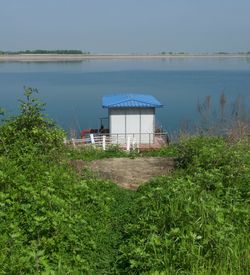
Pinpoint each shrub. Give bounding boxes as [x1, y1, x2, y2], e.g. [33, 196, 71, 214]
[117, 136, 250, 274]
[0, 87, 64, 162]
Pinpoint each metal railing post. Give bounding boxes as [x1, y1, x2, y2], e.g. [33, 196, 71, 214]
[102, 135, 106, 151]
[126, 136, 130, 152]
[90, 134, 95, 144]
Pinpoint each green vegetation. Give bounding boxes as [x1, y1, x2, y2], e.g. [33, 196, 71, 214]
[66, 144, 178, 161]
[119, 136, 250, 274]
[1, 49, 89, 55]
[67, 145, 130, 161]
[0, 89, 249, 273]
[217, 52, 229, 55]
[0, 88, 132, 273]
[159, 52, 187, 56]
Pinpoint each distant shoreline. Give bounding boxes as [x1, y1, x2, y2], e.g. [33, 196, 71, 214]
[0, 53, 249, 62]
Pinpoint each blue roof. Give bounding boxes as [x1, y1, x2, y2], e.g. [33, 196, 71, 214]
[102, 94, 163, 108]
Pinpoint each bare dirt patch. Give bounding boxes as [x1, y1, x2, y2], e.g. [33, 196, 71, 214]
[70, 157, 176, 190]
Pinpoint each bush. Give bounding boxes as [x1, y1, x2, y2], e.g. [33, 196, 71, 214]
[0, 87, 64, 162]
[0, 90, 135, 272]
[117, 136, 250, 274]
[0, 155, 135, 273]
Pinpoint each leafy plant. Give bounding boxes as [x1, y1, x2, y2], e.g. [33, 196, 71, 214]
[117, 136, 250, 274]
[0, 87, 64, 162]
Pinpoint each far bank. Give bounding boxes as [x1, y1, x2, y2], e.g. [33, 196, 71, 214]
[0, 53, 250, 62]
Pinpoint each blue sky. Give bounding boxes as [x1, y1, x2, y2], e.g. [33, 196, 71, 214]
[1, 0, 250, 53]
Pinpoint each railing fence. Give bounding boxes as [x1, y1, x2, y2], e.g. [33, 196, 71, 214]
[65, 132, 168, 151]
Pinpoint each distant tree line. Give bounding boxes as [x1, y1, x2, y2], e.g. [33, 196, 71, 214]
[160, 52, 187, 55]
[0, 49, 90, 55]
[216, 51, 250, 55]
[238, 51, 250, 55]
[159, 51, 250, 55]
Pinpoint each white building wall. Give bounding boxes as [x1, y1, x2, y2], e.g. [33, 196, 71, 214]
[109, 109, 125, 134]
[109, 108, 155, 144]
[126, 109, 140, 133]
[140, 108, 155, 144]
[140, 108, 154, 133]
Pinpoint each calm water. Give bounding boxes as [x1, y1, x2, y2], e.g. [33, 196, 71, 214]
[0, 58, 250, 133]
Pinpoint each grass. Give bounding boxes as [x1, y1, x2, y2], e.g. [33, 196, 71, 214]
[65, 144, 178, 161]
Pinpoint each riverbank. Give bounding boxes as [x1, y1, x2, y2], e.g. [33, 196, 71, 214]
[0, 53, 249, 62]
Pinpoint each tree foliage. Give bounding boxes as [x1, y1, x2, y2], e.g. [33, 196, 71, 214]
[2, 49, 88, 55]
[0, 87, 64, 160]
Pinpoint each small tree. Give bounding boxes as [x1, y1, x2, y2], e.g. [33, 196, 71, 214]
[16, 87, 46, 130]
[0, 87, 65, 158]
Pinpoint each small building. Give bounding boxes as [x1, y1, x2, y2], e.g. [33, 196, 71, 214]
[102, 93, 163, 144]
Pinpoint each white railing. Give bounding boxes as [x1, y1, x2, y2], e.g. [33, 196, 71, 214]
[65, 132, 169, 151]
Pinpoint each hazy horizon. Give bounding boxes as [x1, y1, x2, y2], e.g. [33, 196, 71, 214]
[1, 0, 250, 54]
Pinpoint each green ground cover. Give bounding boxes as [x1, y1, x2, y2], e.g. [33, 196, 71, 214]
[0, 89, 249, 274]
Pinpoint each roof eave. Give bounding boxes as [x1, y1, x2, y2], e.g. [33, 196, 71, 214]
[102, 104, 164, 108]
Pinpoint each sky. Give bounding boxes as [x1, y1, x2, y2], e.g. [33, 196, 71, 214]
[1, 0, 250, 53]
